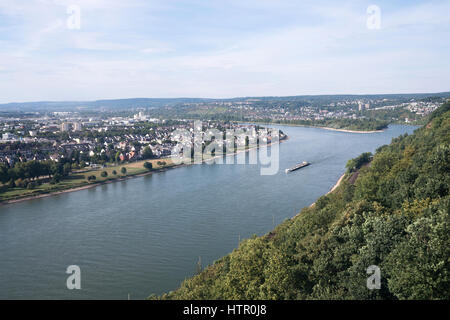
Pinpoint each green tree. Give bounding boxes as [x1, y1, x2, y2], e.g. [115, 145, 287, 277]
[142, 146, 153, 159]
[144, 162, 153, 171]
[384, 202, 449, 299]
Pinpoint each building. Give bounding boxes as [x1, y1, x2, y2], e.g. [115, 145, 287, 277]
[73, 122, 83, 131]
[61, 123, 70, 132]
[2, 133, 17, 141]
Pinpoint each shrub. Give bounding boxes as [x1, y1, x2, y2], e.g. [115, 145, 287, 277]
[27, 182, 36, 190]
[144, 162, 153, 170]
[16, 178, 27, 188]
[8, 179, 15, 188]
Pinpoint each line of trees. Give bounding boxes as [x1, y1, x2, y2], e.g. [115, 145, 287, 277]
[0, 160, 72, 188]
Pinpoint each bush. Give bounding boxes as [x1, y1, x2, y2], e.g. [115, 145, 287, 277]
[8, 179, 15, 188]
[144, 162, 153, 170]
[51, 173, 62, 184]
[346, 152, 372, 173]
[27, 182, 37, 190]
[16, 178, 27, 188]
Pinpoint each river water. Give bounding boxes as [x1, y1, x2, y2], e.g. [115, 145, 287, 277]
[0, 124, 417, 299]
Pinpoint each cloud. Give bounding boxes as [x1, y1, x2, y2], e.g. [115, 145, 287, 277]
[69, 32, 133, 51]
[0, 0, 449, 102]
[140, 47, 174, 54]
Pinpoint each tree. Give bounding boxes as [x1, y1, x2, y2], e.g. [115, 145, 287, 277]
[63, 163, 72, 177]
[50, 173, 62, 184]
[0, 163, 9, 184]
[142, 146, 153, 159]
[8, 179, 15, 188]
[384, 204, 450, 299]
[346, 152, 372, 173]
[144, 162, 153, 171]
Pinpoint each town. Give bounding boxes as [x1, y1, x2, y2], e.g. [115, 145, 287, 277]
[0, 109, 285, 203]
[1, 94, 445, 168]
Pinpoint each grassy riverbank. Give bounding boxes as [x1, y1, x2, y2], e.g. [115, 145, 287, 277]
[0, 158, 176, 204]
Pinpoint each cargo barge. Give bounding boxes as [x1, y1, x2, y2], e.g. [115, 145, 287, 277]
[285, 161, 310, 173]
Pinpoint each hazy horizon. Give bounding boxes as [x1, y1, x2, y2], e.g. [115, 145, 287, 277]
[1, 91, 450, 106]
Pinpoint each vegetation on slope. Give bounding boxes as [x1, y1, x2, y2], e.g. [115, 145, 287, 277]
[261, 118, 389, 131]
[153, 102, 450, 300]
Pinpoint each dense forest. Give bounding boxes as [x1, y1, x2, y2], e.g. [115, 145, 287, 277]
[153, 102, 449, 300]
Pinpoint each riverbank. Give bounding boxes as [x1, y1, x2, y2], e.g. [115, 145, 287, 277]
[0, 136, 287, 206]
[319, 127, 384, 133]
[242, 121, 385, 133]
[306, 173, 346, 210]
[0, 163, 188, 206]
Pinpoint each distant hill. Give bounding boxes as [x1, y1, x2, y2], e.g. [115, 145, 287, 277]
[154, 101, 450, 300]
[0, 98, 213, 112]
[1, 92, 449, 112]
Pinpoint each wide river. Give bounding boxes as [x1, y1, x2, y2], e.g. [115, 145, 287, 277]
[0, 124, 418, 299]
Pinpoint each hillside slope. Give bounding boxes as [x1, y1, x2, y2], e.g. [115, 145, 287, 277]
[154, 102, 450, 300]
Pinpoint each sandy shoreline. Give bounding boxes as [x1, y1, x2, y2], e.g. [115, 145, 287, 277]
[296, 172, 345, 209]
[319, 127, 384, 134]
[290, 173, 345, 220]
[244, 121, 384, 133]
[326, 173, 346, 194]
[308, 173, 345, 208]
[1, 137, 287, 206]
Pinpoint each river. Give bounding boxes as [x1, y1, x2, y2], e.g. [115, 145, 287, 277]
[0, 124, 418, 299]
